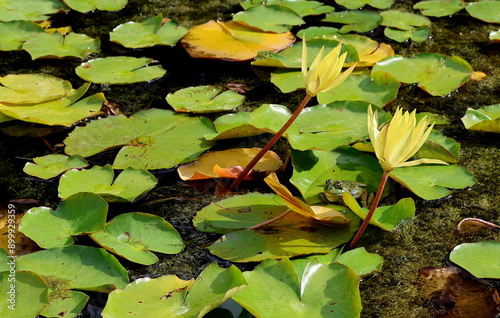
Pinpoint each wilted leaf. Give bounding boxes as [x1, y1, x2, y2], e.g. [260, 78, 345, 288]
[22, 31, 100, 59]
[414, 0, 465, 17]
[90, 212, 184, 265]
[58, 165, 158, 202]
[372, 53, 472, 96]
[322, 10, 382, 33]
[23, 154, 88, 179]
[461, 104, 500, 133]
[63, 0, 128, 13]
[166, 85, 245, 113]
[64, 109, 215, 170]
[110, 14, 188, 48]
[177, 148, 282, 180]
[181, 20, 294, 61]
[0, 21, 44, 51]
[76, 56, 166, 84]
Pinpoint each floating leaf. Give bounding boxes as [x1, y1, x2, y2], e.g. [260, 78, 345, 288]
[91, 212, 184, 265]
[64, 109, 215, 169]
[249, 102, 391, 151]
[204, 112, 265, 140]
[389, 164, 477, 200]
[0, 74, 73, 104]
[76, 56, 166, 84]
[334, 0, 394, 9]
[166, 85, 245, 113]
[335, 247, 384, 277]
[102, 263, 246, 318]
[23, 154, 88, 179]
[290, 146, 385, 204]
[466, 1, 500, 23]
[241, 0, 335, 17]
[110, 14, 188, 48]
[0, 271, 49, 317]
[0, 21, 44, 51]
[450, 241, 500, 279]
[63, 0, 128, 13]
[317, 71, 399, 107]
[181, 20, 294, 61]
[232, 258, 362, 317]
[380, 10, 431, 31]
[194, 192, 360, 262]
[461, 104, 500, 133]
[23, 31, 100, 59]
[19, 192, 108, 249]
[296, 26, 341, 39]
[414, 0, 465, 17]
[372, 53, 472, 96]
[0, 0, 68, 22]
[17, 245, 129, 292]
[415, 131, 461, 163]
[334, 34, 395, 67]
[384, 25, 431, 42]
[178, 148, 282, 180]
[58, 165, 158, 202]
[232, 5, 304, 33]
[322, 10, 382, 33]
[344, 192, 415, 231]
[39, 290, 89, 318]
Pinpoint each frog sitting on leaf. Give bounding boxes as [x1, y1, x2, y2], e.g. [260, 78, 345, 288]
[321, 179, 371, 207]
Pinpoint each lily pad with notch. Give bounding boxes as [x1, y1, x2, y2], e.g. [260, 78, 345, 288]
[63, 0, 128, 13]
[64, 108, 215, 170]
[0, 0, 68, 21]
[241, 0, 334, 17]
[334, 0, 394, 9]
[75, 56, 166, 84]
[203, 112, 265, 140]
[58, 165, 158, 202]
[384, 25, 430, 42]
[414, 0, 465, 17]
[232, 4, 304, 33]
[0, 21, 44, 51]
[23, 154, 88, 179]
[449, 241, 500, 279]
[22, 31, 100, 59]
[466, 1, 500, 23]
[90, 212, 185, 265]
[322, 10, 382, 33]
[166, 85, 245, 113]
[380, 10, 431, 31]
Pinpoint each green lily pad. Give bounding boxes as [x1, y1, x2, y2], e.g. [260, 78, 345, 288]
[75, 56, 166, 84]
[194, 192, 360, 262]
[0, 21, 44, 51]
[110, 14, 188, 48]
[317, 71, 400, 107]
[461, 104, 500, 133]
[64, 108, 215, 169]
[384, 25, 431, 42]
[23, 154, 88, 179]
[166, 85, 245, 113]
[204, 112, 265, 140]
[372, 53, 472, 96]
[17, 245, 129, 292]
[296, 26, 341, 40]
[335, 247, 384, 277]
[0, 82, 106, 126]
[39, 290, 89, 318]
[241, 0, 334, 17]
[0, 0, 68, 22]
[90, 212, 184, 265]
[466, 1, 500, 23]
[380, 10, 431, 31]
[449, 241, 500, 279]
[269, 69, 304, 93]
[334, 0, 394, 9]
[249, 102, 391, 151]
[344, 194, 416, 231]
[63, 0, 128, 13]
[414, 0, 465, 17]
[389, 164, 477, 200]
[23, 31, 100, 59]
[0, 74, 73, 104]
[0, 271, 49, 317]
[290, 146, 385, 204]
[19, 192, 108, 249]
[322, 10, 382, 33]
[415, 131, 461, 164]
[58, 165, 158, 202]
[233, 5, 304, 33]
[102, 263, 246, 318]
[232, 258, 362, 317]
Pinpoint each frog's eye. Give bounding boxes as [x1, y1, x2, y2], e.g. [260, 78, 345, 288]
[334, 181, 343, 189]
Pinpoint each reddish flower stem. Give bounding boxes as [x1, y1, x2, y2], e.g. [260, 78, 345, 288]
[224, 94, 312, 193]
[348, 170, 390, 250]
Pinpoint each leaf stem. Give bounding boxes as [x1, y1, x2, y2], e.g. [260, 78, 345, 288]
[348, 170, 390, 250]
[224, 94, 312, 193]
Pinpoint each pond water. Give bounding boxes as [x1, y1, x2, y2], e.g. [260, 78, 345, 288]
[0, 0, 499, 317]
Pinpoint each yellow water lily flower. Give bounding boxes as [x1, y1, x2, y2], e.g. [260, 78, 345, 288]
[301, 40, 357, 97]
[367, 106, 449, 172]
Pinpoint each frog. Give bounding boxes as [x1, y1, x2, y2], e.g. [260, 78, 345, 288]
[321, 179, 369, 207]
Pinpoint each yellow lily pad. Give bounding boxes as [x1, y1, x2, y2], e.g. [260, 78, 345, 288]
[177, 148, 282, 180]
[181, 20, 294, 61]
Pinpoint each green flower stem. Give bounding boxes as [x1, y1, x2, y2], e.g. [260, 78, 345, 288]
[247, 209, 291, 230]
[224, 94, 312, 192]
[348, 170, 390, 250]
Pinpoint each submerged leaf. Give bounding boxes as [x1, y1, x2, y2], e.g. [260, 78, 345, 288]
[181, 20, 294, 61]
